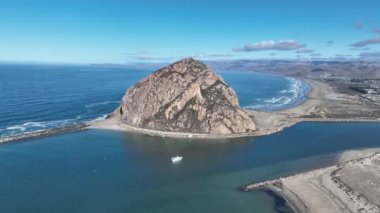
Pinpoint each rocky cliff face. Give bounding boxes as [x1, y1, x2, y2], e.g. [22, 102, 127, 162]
[113, 58, 256, 135]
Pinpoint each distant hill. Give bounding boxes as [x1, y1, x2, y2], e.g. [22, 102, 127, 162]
[91, 59, 380, 79]
[206, 60, 380, 79]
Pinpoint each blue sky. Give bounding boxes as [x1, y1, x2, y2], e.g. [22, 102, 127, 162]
[0, 0, 380, 64]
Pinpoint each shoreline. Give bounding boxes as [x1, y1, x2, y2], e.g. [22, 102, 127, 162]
[239, 148, 380, 213]
[1, 78, 380, 143]
[2, 118, 378, 144]
[87, 78, 380, 139]
[243, 75, 311, 112]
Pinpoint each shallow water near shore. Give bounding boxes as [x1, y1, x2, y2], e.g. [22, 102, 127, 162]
[0, 122, 380, 212]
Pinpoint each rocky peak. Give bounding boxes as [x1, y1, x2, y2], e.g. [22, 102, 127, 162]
[113, 58, 256, 135]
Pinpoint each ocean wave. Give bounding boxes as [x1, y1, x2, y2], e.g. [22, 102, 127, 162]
[2, 117, 82, 137]
[6, 122, 45, 131]
[91, 114, 108, 122]
[0, 113, 111, 138]
[263, 97, 291, 104]
[284, 77, 305, 95]
[245, 97, 292, 110]
[245, 77, 309, 111]
[85, 101, 120, 108]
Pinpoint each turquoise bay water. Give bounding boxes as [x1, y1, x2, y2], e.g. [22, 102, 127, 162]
[0, 122, 380, 212]
[0, 64, 308, 137]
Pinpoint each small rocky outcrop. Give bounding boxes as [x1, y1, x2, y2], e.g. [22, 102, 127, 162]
[112, 58, 256, 135]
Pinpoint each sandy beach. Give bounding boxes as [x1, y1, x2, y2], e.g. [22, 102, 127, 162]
[241, 148, 380, 213]
[88, 78, 380, 139]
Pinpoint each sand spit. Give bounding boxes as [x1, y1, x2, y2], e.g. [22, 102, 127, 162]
[240, 149, 380, 213]
[89, 79, 380, 139]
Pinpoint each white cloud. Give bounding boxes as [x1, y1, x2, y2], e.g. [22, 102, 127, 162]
[296, 48, 314, 53]
[360, 51, 380, 58]
[351, 37, 380, 47]
[233, 40, 305, 52]
[125, 52, 175, 61]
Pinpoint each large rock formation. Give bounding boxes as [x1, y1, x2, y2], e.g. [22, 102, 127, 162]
[113, 58, 256, 135]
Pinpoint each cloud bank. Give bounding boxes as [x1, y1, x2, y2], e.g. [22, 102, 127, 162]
[310, 53, 322, 57]
[234, 40, 305, 52]
[193, 53, 233, 58]
[360, 51, 380, 58]
[350, 37, 380, 47]
[125, 52, 175, 61]
[296, 48, 314, 53]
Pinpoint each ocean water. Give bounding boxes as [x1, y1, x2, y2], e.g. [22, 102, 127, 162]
[0, 122, 379, 212]
[219, 71, 309, 111]
[0, 64, 150, 137]
[1, 64, 379, 212]
[0, 64, 309, 138]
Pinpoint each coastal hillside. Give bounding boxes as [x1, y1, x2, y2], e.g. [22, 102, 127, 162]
[112, 58, 256, 134]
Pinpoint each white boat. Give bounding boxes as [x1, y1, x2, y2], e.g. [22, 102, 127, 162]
[171, 156, 183, 164]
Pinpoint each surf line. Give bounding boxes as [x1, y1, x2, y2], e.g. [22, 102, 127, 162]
[0, 123, 89, 144]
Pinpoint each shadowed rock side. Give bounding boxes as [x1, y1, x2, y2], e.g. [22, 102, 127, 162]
[112, 58, 256, 134]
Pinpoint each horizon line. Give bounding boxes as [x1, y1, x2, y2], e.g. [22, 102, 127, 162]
[0, 57, 379, 66]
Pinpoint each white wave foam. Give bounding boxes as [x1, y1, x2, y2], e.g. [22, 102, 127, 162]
[92, 114, 108, 122]
[263, 97, 289, 104]
[6, 122, 46, 131]
[285, 77, 304, 96]
[85, 101, 120, 108]
[6, 120, 73, 129]
[3, 118, 80, 137]
[1, 112, 112, 138]
[245, 77, 309, 111]
[245, 97, 291, 110]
